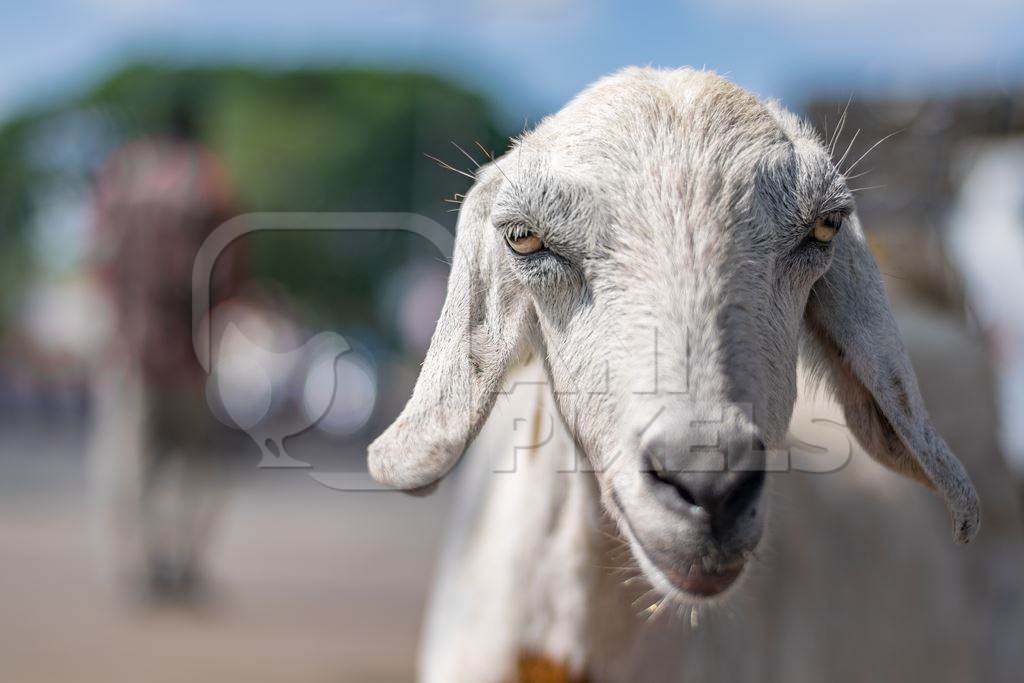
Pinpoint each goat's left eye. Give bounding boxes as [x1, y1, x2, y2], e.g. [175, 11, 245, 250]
[506, 230, 545, 255]
[811, 216, 841, 243]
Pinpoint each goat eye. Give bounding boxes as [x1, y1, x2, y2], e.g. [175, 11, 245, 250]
[811, 216, 840, 243]
[506, 230, 545, 255]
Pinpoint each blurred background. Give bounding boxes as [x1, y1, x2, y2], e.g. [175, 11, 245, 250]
[2, 1, 1024, 681]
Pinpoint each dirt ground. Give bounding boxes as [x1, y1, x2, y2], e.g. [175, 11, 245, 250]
[0, 424, 452, 683]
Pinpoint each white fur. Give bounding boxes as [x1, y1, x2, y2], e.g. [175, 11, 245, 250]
[369, 67, 989, 681]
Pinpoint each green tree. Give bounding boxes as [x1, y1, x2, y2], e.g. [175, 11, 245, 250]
[0, 64, 510, 337]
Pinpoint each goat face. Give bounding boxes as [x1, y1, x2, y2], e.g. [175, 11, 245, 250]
[369, 68, 980, 603]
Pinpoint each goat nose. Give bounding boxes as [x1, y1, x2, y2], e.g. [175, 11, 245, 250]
[644, 438, 767, 525]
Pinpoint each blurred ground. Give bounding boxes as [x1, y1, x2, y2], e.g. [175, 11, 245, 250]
[2, 305, 1021, 682]
[0, 425, 452, 683]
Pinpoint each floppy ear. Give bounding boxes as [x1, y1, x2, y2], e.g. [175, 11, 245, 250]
[803, 215, 980, 543]
[368, 164, 532, 491]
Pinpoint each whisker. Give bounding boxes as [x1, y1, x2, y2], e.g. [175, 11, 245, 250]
[518, 134, 524, 178]
[646, 595, 670, 623]
[475, 140, 520, 192]
[450, 141, 481, 169]
[843, 130, 901, 177]
[423, 152, 476, 181]
[828, 113, 843, 158]
[829, 106, 845, 155]
[842, 168, 872, 182]
[631, 588, 659, 610]
[474, 140, 494, 160]
[828, 94, 853, 157]
[835, 128, 861, 170]
[596, 527, 629, 545]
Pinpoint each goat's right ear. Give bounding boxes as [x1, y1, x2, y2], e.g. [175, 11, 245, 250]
[368, 165, 532, 492]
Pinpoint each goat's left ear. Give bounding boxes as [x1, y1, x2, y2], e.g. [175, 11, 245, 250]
[368, 163, 532, 492]
[802, 215, 980, 543]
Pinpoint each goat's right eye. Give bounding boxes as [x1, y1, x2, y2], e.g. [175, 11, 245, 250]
[506, 230, 545, 255]
[811, 214, 842, 244]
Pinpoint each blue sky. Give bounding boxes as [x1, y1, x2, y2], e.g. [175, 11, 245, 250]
[4, 0, 1024, 124]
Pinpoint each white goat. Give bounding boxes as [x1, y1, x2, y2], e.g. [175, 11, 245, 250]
[369, 68, 988, 682]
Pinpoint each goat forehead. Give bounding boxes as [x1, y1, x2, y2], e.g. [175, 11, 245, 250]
[509, 70, 823, 232]
[501, 68, 845, 278]
[528, 68, 792, 174]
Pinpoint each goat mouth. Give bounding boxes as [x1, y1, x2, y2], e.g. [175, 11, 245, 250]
[662, 561, 744, 597]
[609, 491, 748, 600]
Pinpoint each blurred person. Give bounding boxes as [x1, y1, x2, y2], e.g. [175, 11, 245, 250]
[947, 140, 1024, 482]
[87, 101, 239, 602]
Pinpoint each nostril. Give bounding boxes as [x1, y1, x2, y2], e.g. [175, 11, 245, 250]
[724, 468, 765, 515]
[643, 453, 698, 507]
[642, 443, 766, 516]
[656, 470, 698, 506]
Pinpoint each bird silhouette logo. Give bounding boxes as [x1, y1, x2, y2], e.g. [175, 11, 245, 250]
[207, 322, 351, 468]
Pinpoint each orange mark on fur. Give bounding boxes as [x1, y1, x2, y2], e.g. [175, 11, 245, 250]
[513, 652, 588, 683]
